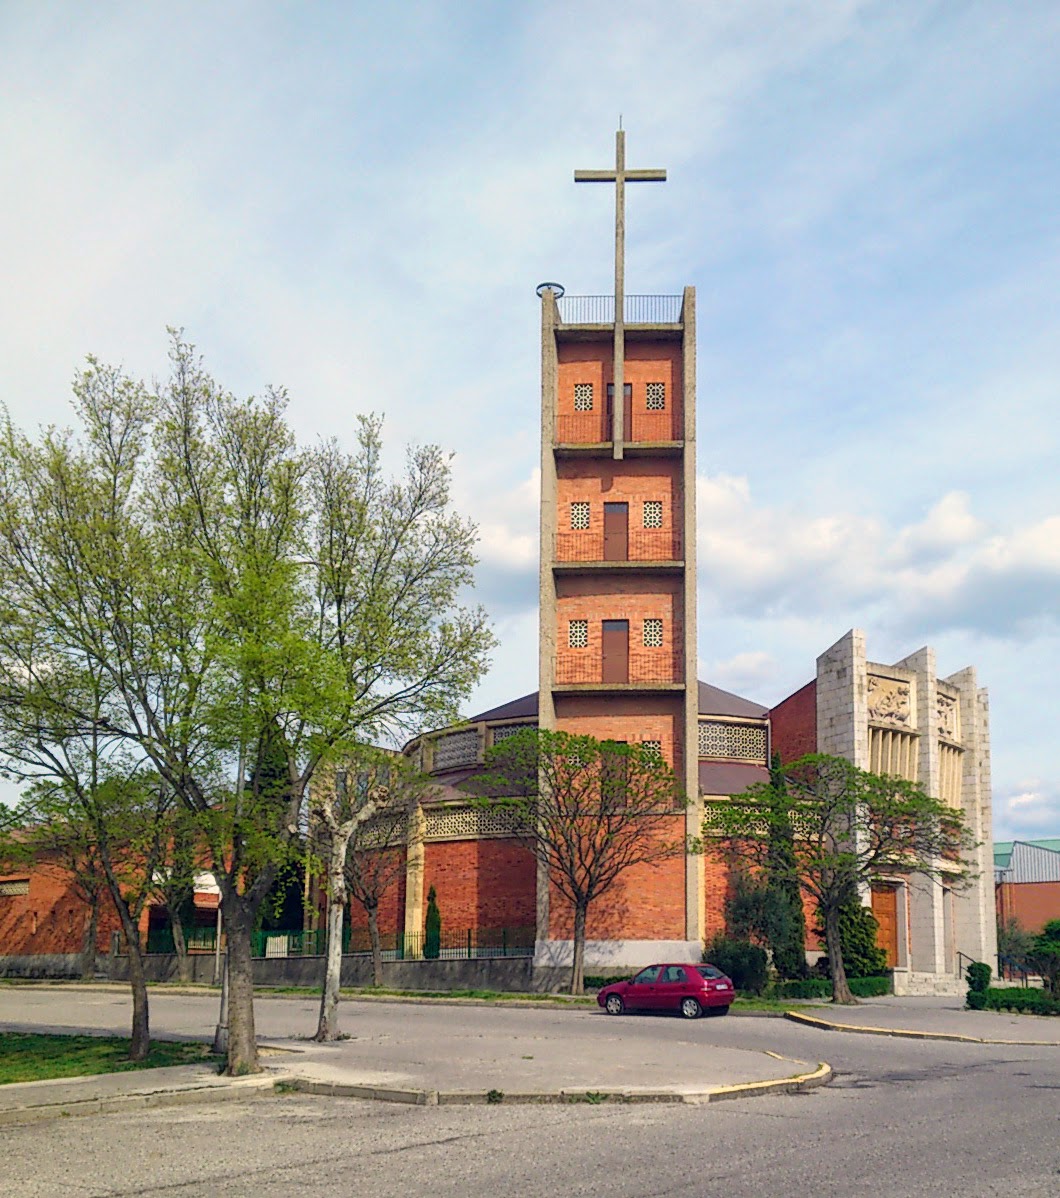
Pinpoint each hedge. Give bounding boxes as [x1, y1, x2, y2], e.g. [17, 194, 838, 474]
[967, 987, 1060, 1015]
[772, 975, 892, 1000]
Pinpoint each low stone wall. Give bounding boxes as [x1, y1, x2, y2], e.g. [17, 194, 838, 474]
[102, 952, 543, 991]
[0, 954, 89, 979]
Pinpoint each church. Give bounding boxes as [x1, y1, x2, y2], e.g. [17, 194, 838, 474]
[370, 132, 997, 996]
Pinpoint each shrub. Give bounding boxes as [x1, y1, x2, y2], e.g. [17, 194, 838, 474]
[424, 886, 441, 959]
[966, 961, 991, 994]
[772, 978, 832, 1000]
[583, 975, 629, 991]
[977, 987, 1060, 1016]
[815, 900, 889, 978]
[849, 975, 892, 998]
[966, 990, 987, 1010]
[705, 936, 768, 995]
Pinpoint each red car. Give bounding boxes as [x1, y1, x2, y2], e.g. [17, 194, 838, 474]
[596, 963, 734, 1019]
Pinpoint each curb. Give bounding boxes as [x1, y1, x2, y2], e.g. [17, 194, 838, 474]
[0, 1072, 279, 1128]
[279, 1061, 833, 1106]
[783, 1009, 1060, 1047]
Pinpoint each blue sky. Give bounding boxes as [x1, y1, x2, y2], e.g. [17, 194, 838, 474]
[1, 1, 1057, 840]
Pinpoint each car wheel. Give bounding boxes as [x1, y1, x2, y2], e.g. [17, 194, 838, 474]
[605, 994, 625, 1016]
[680, 997, 702, 1019]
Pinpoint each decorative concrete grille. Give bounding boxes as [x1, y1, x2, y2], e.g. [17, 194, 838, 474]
[433, 729, 480, 771]
[569, 619, 588, 648]
[491, 723, 536, 745]
[643, 618, 664, 648]
[573, 383, 594, 411]
[643, 500, 663, 529]
[0, 879, 29, 897]
[359, 814, 407, 849]
[646, 382, 666, 410]
[868, 727, 919, 782]
[570, 501, 590, 530]
[698, 721, 767, 761]
[425, 805, 528, 841]
[641, 740, 662, 760]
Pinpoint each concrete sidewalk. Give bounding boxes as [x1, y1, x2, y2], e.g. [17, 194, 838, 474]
[786, 994, 1060, 1044]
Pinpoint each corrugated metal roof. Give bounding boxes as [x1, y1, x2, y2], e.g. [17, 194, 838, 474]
[995, 840, 1060, 884]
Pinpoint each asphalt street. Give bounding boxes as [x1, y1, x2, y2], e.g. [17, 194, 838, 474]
[1, 990, 1058, 1197]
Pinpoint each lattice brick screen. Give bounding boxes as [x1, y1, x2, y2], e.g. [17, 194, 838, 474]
[643, 618, 664, 648]
[433, 729, 480, 770]
[573, 383, 594, 411]
[645, 382, 666, 410]
[570, 501, 590, 530]
[643, 500, 663, 529]
[569, 619, 588, 648]
[698, 721, 767, 760]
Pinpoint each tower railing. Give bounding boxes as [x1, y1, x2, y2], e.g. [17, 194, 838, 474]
[555, 410, 681, 445]
[555, 528, 682, 563]
[556, 295, 683, 324]
[555, 650, 684, 686]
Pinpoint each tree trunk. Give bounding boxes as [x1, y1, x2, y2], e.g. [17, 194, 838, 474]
[367, 903, 383, 988]
[314, 860, 346, 1041]
[825, 904, 856, 1005]
[125, 937, 151, 1061]
[222, 901, 261, 1075]
[80, 897, 100, 981]
[570, 903, 588, 996]
[170, 905, 191, 983]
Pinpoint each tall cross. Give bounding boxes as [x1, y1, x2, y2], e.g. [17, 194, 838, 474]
[575, 131, 666, 456]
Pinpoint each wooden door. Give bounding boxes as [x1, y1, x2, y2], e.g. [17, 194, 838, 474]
[871, 886, 899, 969]
[603, 502, 629, 561]
[601, 619, 629, 683]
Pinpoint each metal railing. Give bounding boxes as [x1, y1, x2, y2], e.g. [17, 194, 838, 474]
[556, 295, 683, 324]
[555, 528, 682, 564]
[252, 925, 535, 961]
[146, 925, 218, 954]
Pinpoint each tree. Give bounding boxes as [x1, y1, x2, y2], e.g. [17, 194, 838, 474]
[346, 769, 427, 987]
[1030, 920, 1060, 998]
[704, 754, 975, 1004]
[0, 335, 493, 1073]
[424, 885, 441, 959]
[149, 802, 202, 983]
[310, 750, 433, 1039]
[470, 729, 687, 995]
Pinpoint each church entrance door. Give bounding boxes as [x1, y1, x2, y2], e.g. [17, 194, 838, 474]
[603, 502, 629, 561]
[871, 885, 899, 968]
[601, 619, 629, 683]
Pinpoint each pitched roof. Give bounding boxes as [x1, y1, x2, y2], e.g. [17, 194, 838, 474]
[699, 761, 770, 796]
[468, 692, 539, 723]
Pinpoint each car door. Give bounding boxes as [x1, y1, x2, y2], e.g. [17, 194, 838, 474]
[655, 965, 691, 1011]
[625, 965, 662, 1010]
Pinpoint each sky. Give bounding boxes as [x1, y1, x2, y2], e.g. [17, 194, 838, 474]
[0, 1, 1057, 841]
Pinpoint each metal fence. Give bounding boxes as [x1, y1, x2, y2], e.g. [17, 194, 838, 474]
[556, 295, 683, 324]
[146, 925, 218, 954]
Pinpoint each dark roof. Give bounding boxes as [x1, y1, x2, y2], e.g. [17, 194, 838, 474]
[467, 682, 765, 726]
[699, 761, 770, 797]
[468, 691, 539, 723]
[696, 682, 768, 719]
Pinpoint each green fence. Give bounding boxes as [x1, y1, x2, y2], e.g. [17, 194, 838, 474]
[146, 925, 218, 954]
[251, 925, 535, 961]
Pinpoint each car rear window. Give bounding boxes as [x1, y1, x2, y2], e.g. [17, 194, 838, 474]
[695, 965, 725, 980]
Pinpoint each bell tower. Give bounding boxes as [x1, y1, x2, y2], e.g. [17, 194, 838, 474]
[536, 131, 701, 965]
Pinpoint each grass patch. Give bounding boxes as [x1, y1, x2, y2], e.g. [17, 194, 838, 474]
[731, 995, 823, 1013]
[0, 1033, 211, 1086]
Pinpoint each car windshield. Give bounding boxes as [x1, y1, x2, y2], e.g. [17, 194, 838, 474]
[696, 965, 725, 980]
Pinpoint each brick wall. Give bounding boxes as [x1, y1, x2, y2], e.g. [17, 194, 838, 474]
[996, 881, 1060, 935]
[556, 341, 683, 443]
[423, 838, 537, 931]
[0, 858, 126, 956]
[770, 679, 817, 762]
[346, 847, 407, 938]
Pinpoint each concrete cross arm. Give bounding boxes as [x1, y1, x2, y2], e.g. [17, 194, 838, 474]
[574, 169, 667, 182]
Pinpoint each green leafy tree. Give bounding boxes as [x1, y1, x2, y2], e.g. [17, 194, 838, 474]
[0, 335, 493, 1074]
[704, 754, 974, 1004]
[470, 729, 687, 995]
[997, 915, 1034, 965]
[1030, 920, 1060, 998]
[814, 898, 889, 978]
[310, 749, 433, 1039]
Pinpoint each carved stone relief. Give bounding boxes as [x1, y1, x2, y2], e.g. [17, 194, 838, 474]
[867, 675, 912, 727]
[937, 693, 960, 742]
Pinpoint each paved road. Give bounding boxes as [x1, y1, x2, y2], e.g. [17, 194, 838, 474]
[2, 989, 1059, 1197]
